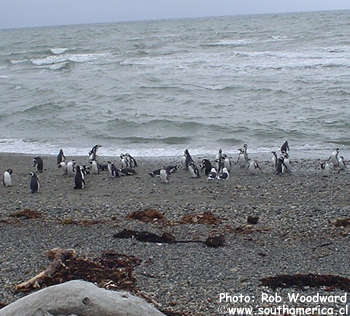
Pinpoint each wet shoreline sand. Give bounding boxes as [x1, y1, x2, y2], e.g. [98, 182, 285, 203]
[1, 152, 350, 315]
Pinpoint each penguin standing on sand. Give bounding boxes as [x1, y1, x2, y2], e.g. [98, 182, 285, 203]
[223, 154, 232, 172]
[216, 149, 224, 174]
[282, 153, 291, 173]
[33, 157, 43, 173]
[126, 153, 137, 168]
[275, 157, 286, 175]
[89, 145, 102, 161]
[183, 149, 194, 170]
[90, 160, 99, 175]
[67, 160, 76, 176]
[188, 162, 200, 178]
[3, 169, 13, 187]
[271, 151, 278, 169]
[330, 148, 340, 168]
[57, 149, 66, 166]
[237, 144, 249, 168]
[30, 172, 40, 193]
[200, 159, 212, 176]
[160, 168, 169, 183]
[74, 166, 85, 189]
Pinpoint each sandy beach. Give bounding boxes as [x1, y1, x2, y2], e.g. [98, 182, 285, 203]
[1, 152, 350, 315]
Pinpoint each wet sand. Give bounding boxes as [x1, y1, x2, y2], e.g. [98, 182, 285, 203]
[1, 152, 350, 315]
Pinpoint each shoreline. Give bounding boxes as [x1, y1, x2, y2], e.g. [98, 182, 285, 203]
[1, 153, 350, 315]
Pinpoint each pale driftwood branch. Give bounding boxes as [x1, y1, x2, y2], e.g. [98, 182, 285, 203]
[1, 280, 165, 316]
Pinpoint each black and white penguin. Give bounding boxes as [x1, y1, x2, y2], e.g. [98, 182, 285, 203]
[223, 154, 232, 172]
[280, 140, 290, 154]
[282, 153, 291, 174]
[275, 157, 286, 175]
[271, 151, 278, 170]
[207, 167, 217, 180]
[3, 169, 13, 187]
[89, 144, 102, 161]
[338, 156, 346, 171]
[216, 149, 224, 174]
[217, 167, 229, 180]
[74, 166, 85, 189]
[247, 160, 262, 175]
[188, 162, 200, 178]
[90, 160, 99, 175]
[200, 159, 212, 176]
[160, 168, 169, 183]
[57, 149, 66, 166]
[120, 154, 129, 169]
[330, 148, 340, 168]
[30, 172, 40, 193]
[67, 160, 76, 176]
[33, 156, 43, 173]
[125, 153, 137, 168]
[111, 163, 119, 177]
[237, 144, 249, 168]
[183, 149, 194, 170]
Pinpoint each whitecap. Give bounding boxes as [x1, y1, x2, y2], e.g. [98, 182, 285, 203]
[50, 48, 68, 55]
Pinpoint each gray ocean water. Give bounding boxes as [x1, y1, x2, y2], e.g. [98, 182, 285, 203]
[0, 10, 350, 159]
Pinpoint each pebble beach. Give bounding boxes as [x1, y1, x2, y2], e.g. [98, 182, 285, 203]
[1, 152, 350, 315]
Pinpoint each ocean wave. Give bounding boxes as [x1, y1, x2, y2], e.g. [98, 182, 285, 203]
[30, 52, 108, 66]
[50, 47, 68, 55]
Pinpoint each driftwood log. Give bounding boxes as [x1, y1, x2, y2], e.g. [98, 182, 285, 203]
[1, 280, 165, 316]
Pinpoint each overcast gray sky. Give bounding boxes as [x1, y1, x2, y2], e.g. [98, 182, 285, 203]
[1, 0, 350, 29]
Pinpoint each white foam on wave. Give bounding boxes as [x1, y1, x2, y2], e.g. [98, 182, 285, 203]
[31, 53, 108, 66]
[9, 59, 27, 65]
[50, 48, 68, 55]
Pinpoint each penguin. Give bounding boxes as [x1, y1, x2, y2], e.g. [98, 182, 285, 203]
[30, 172, 40, 193]
[207, 167, 217, 180]
[237, 147, 248, 168]
[247, 160, 262, 175]
[125, 153, 137, 168]
[320, 160, 331, 177]
[80, 165, 89, 179]
[183, 149, 194, 170]
[223, 154, 232, 172]
[338, 155, 346, 171]
[33, 156, 43, 173]
[217, 167, 230, 180]
[3, 169, 13, 187]
[74, 166, 85, 189]
[57, 149, 66, 166]
[188, 162, 200, 178]
[282, 153, 291, 174]
[280, 140, 290, 154]
[271, 151, 278, 170]
[67, 160, 76, 176]
[215, 149, 224, 174]
[200, 159, 212, 176]
[90, 160, 99, 175]
[329, 148, 340, 168]
[275, 157, 286, 175]
[160, 168, 169, 183]
[89, 144, 102, 161]
[111, 163, 119, 177]
[120, 154, 129, 169]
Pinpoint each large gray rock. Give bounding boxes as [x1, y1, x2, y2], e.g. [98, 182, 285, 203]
[0, 280, 165, 316]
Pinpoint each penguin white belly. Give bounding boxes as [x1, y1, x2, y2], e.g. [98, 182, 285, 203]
[160, 169, 168, 183]
[3, 172, 12, 186]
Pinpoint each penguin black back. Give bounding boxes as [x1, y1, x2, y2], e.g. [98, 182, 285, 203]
[74, 166, 85, 189]
[33, 156, 43, 173]
[30, 172, 39, 193]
